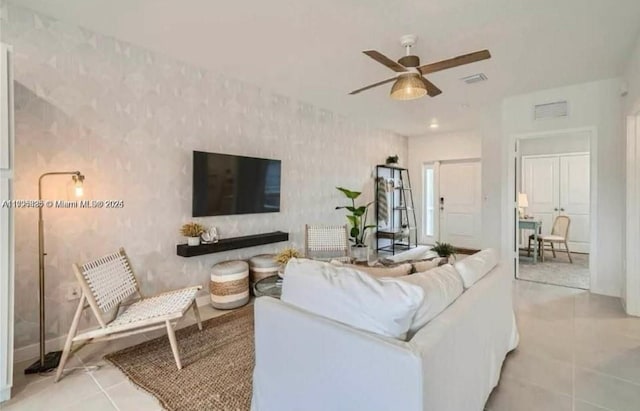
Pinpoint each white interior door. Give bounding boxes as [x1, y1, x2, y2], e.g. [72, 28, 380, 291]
[560, 154, 590, 253]
[439, 161, 481, 249]
[522, 156, 559, 239]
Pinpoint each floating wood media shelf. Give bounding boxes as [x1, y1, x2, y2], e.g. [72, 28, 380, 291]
[176, 231, 289, 257]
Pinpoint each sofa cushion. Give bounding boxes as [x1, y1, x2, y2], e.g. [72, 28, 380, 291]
[454, 249, 499, 289]
[396, 264, 464, 334]
[330, 261, 413, 278]
[282, 258, 424, 339]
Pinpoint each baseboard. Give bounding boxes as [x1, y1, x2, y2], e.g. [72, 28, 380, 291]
[0, 385, 11, 402]
[13, 296, 213, 364]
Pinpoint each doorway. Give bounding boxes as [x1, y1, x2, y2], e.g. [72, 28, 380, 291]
[515, 130, 592, 289]
[422, 159, 482, 250]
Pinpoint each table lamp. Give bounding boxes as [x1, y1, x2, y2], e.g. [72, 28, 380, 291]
[518, 192, 529, 218]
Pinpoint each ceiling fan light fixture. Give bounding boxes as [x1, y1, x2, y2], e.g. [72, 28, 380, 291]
[390, 73, 427, 100]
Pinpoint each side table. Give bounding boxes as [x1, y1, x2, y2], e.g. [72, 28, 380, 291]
[253, 275, 282, 298]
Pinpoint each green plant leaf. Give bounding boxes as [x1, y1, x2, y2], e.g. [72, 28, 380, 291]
[336, 187, 361, 199]
[352, 206, 367, 217]
[350, 226, 360, 239]
[346, 215, 358, 226]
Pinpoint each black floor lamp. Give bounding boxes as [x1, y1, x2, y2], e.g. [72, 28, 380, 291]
[25, 171, 85, 374]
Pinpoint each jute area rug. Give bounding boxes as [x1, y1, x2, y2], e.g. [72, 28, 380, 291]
[106, 305, 254, 411]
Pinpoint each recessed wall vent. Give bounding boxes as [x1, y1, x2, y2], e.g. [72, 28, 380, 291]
[461, 73, 488, 84]
[534, 100, 568, 120]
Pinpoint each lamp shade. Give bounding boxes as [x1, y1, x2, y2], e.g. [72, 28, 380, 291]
[390, 73, 427, 101]
[518, 192, 529, 208]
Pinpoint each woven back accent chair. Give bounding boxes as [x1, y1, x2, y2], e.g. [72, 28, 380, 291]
[55, 248, 202, 382]
[527, 215, 573, 263]
[304, 224, 351, 263]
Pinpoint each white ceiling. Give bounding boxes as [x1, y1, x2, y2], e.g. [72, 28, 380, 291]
[12, 0, 640, 136]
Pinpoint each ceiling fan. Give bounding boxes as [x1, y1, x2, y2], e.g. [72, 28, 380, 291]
[350, 35, 491, 101]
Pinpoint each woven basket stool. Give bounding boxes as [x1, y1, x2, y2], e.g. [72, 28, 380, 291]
[210, 260, 249, 309]
[248, 254, 279, 292]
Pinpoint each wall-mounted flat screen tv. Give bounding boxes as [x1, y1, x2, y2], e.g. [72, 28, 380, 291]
[192, 151, 281, 217]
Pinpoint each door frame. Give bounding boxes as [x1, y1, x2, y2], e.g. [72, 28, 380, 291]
[421, 158, 481, 245]
[626, 109, 640, 316]
[508, 127, 597, 288]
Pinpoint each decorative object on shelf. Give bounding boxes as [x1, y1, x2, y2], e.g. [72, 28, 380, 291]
[336, 187, 375, 262]
[401, 224, 410, 238]
[26, 170, 85, 375]
[517, 192, 529, 218]
[385, 155, 399, 165]
[431, 241, 457, 263]
[274, 247, 301, 276]
[180, 222, 206, 246]
[201, 226, 219, 244]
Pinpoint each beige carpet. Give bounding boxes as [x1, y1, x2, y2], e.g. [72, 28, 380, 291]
[106, 305, 254, 411]
[518, 250, 589, 289]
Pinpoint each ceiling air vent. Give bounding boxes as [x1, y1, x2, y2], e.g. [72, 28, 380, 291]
[461, 73, 488, 84]
[534, 101, 568, 120]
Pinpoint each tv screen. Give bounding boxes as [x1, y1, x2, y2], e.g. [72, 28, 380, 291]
[192, 151, 281, 217]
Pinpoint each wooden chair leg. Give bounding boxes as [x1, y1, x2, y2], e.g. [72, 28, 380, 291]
[192, 302, 203, 331]
[565, 241, 573, 263]
[527, 237, 532, 257]
[166, 320, 182, 370]
[540, 240, 545, 262]
[55, 295, 86, 382]
[550, 243, 556, 258]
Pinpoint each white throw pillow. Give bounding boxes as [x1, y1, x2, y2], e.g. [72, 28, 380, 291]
[330, 260, 413, 278]
[396, 264, 464, 334]
[383, 245, 438, 263]
[454, 248, 499, 289]
[281, 258, 424, 339]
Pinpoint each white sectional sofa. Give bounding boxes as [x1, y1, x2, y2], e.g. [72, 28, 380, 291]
[251, 250, 519, 411]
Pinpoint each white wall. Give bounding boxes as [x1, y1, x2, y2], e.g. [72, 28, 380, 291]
[623, 35, 640, 314]
[519, 131, 590, 156]
[502, 78, 625, 297]
[407, 131, 481, 244]
[2, 4, 407, 351]
[624, 36, 640, 114]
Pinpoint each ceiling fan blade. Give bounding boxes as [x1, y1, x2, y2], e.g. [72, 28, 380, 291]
[421, 77, 442, 97]
[363, 50, 408, 73]
[349, 77, 397, 95]
[418, 50, 491, 75]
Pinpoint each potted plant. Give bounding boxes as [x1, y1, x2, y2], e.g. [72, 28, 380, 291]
[180, 222, 206, 246]
[336, 187, 375, 262]
[431, 241, 457, 263]
[274, 247, 301, 276]
[385, 155, 399, 165]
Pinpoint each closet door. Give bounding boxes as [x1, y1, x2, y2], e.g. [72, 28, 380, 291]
[522, 156, 559, 236]
[560, 154, 590, 253]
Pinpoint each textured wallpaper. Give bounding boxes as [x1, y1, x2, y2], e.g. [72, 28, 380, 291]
[0, 2, 407, 348]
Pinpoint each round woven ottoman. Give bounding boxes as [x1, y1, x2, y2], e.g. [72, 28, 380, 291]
[248, 254, 279, 292]
[210, 260, 249, 309]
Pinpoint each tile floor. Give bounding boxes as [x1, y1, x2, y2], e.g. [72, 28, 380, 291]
[1, 304, 229, 411]
[2, 281, 640, 411]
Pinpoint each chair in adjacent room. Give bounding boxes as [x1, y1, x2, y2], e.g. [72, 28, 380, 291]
[55, 248, 202, 382]
[528, 215, 573, 263]
[304, 224, 351, 263]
